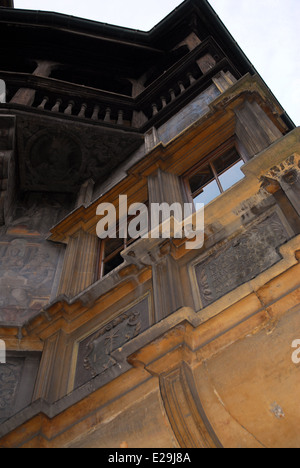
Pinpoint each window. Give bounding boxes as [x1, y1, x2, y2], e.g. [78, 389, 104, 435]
[98, 235, 136, 279]
[97, 206, 149, 279]
[186, 147, 245, 207]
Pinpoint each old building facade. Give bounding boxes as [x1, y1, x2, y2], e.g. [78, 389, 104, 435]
[0, 0, 299, 448]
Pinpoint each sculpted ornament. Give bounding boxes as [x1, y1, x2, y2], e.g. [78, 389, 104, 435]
[195, 212, 289, 307]
[24, 129, 83, 190]
[84, 310, 142, 377]
[0, 239, 56, 309]
[0, 363, 21, 411]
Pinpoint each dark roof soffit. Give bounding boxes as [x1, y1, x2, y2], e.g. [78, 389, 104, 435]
[0, 0, 295, 127]
[0, 1, 252, 66]
[0, 0, 235, 46]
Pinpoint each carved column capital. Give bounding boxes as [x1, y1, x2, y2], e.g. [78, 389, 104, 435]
[235, 99, 283, 160]
[264, 154, 300, 183]
[262, 153, 300, 220]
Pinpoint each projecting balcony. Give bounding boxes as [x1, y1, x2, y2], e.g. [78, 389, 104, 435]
[0, 38, 240, 133]
[0, 37, 241, 194]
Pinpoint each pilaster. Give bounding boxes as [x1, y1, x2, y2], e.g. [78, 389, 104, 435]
[148, 168, 186, 208]
[235, 100, 283, 160]
[58, 230, 99, 299]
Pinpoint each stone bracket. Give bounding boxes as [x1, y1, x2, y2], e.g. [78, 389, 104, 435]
[263, 153, 300, 217]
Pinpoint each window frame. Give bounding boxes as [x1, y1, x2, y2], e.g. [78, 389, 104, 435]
[183, 138, 246, 206]
[97, 203, 149, 280]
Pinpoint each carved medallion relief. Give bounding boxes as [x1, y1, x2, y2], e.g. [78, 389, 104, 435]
[26, 130, 83, 190]
[17, 115, 144, 193]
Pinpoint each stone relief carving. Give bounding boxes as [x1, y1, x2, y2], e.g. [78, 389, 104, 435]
[17, 115, 143, 194]
[0, 354, 40, 424]
[0, 362, 22, 415]
[195, 212, 290, 308]
[26, 130, 82, 187]
[75, 297, 150, 389]
[8, 192, 74, 235]
[84, 310, 142, 377]
[265, 154, 300, 182]
[0, 238, 60, 324]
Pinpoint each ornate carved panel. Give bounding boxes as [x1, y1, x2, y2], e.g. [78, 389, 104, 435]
[26, 129, 82, 189]
[74, 296, 151, 389]
[8, 191, 74, 236]
[16, 115, 143, 193]
[0, 361, 22, 422]
[0, 353, 40, 424]
[195, 212, 290, 308]
[0, 237, 63, 325]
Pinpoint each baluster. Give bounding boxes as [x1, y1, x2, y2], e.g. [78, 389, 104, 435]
[37, 96, 49, 110]
[104, 107, 111, 122]
[78, 103, 87, 118]
[178, 81, 185, 93]
[64, 100, 75, 115]
[169, 88, 176, 101]
[91, 104, 100, 120]
[152, 103, 158, 116]
[51, 98, 62, 112]
[187, 72, 196, 85]
[160, 96, 167, 108]
[117, 110, 124, 125]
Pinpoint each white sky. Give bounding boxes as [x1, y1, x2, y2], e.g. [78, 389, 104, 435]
[13, 0, 300, 126]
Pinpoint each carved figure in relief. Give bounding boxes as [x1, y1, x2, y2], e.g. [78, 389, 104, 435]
[0, 364, 20, 410]
[196, 213, 289, 307]
[10, 195, 63, 234]
[0, 241, 25, 269]
[84, 311, 142, 377]
[28, 132, 82, 185]
[0, 239, 56, 308]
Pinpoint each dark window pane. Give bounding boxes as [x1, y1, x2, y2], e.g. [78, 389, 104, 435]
[189, 164, 214, 196]
[103, 252, 124, 276]
[213, 149, 240, 176]
[219, 160, 244, 191]
[104, 237, 124, 258]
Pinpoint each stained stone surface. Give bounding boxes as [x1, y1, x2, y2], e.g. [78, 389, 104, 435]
[74, 296, 150, 389]
[195, 212, 290, 308]
[0, 192, 74, 326]
[0, 107, 143, 325]
[17, 115, 143, 193]
[0, 353, 40, 424]
[0, 236, 63, 325]
[157, 84, 220, 145]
